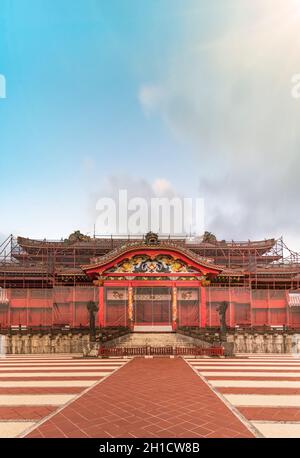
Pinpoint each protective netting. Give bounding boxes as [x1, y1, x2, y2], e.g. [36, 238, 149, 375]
[177, 287, 199, 327]
[206, 288, 291, 328]
[133, 287, 171, 325]
[0, 287, 97, 328]
[10, 288, 53, 327]
[251, 289, 288, 326]
[0, 286, 299, 329]
[206, 287, 230, 327]
[104, 287, 127, 327]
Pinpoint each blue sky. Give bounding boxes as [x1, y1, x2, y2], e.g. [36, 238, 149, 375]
[0, 0, 198, 237]
[1, 0, 300, 248]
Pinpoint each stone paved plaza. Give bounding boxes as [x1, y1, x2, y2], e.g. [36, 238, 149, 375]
[0, 354, 300, 438]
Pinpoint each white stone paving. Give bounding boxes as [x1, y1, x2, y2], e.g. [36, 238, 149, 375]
[223, 394, 300, 407]
[252, 422, 300, 438]
[192, 362, 300, 366]
[0, 365, 122, 370]
[0, 371, 114, 377]
[0, 362, 125, 367]
[193, 365, 300, 370]
[0, 394, 75, 405]
[186, 354, 300, 438]
[0, 380, 96, 387]
[210, 380, 300, 388]
[0, 421, 36, 438]
[199, 371, 300, 377]
[0, 355, 129, 438]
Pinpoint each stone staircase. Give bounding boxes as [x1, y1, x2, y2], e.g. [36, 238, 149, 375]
[104, 332, 209, 348]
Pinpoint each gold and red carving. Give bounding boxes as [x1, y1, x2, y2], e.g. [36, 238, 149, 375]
[172, 286, 177, 323]
[178, 289, 199, 301]
[200, 276, 211, 287]
[93, 275, 104, 286]
[127, 286, 133, 321]
[106, 254, 198, 274]
[134, 293, 171, 301]
[106, 289, 128, 300]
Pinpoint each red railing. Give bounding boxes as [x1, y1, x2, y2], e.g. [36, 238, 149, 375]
[98, 347, 146, 356]
[173, 346, 224, 356]
[150, 346, 173, 355]
[98, 346, 224, 357]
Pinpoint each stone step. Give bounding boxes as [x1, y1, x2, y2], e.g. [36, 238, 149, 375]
[133, 325, 173, 332]
[111, 332, 199, 348]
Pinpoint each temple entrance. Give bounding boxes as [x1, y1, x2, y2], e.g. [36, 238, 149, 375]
[133, 286, 172, 332]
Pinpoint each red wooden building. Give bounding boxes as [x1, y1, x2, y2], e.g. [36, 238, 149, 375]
[1, 231, 300, 330]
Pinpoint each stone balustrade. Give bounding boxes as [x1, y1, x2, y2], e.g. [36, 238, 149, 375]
[2, 331, 300, 354]
[0, 333, 91, 355]
[227, 332, 300, 354]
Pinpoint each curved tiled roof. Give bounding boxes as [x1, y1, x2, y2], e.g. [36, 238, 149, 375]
[17, 236, 276, 251]
[81, 239, 224, 272]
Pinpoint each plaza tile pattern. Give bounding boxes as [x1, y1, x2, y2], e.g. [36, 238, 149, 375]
[187, 354, 300, 438]
[26, 357, 254, 438]
[0, 355, 128, 437]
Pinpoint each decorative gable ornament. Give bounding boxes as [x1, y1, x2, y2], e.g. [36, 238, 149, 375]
[144, 232, 160, 246]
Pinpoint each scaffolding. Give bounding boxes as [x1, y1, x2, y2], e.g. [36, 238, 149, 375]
[0, 234, 300, 290]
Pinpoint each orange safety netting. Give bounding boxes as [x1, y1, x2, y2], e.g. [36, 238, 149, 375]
[0, 286, 299, 329]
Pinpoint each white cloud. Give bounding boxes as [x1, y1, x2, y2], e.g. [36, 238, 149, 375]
[90, 174, 197, 236]
[138, 0, 300, 250]
[138, 84, 165, 114]
[152, 178, 175, 197]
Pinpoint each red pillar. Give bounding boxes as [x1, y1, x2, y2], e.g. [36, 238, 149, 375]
[128, 285, 134, 331]
[71, 287, 75, 328]
[99, 286, 104, 327]
[229, 303, 234, 328]
[286, 290, 290, 328]
[51, 289, 54, 328]
[26, 289, 30, 327]
[172, 285, 177, 331]
[250, 287, 253, 327]
[267, 288, 271, 326]
[229, 289, 234, 328]
[200, 286, 206, 328]
[8, 289, 11, 328]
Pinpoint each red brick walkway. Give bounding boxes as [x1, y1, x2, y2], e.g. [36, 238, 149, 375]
[25, 358, 254, 438]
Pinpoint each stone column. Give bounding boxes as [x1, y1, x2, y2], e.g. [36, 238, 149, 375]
[253, 333, 258, 353]
[274, 334, 283, 353]
[254, 334, 264, 353]
[77, 333, 83, 353]
[172, 286, 177, 331]
[263, 334, 268, 352]
[245, 333, 254, 353]
[234, 334, 243, 353]
[0, 334, 6, 356]
[55, 333, 62, 353]
[16, 334, 22, 354]
[44, 334, 51, 353]
[6, 335, 12, 354]
[243, 333, 247, 353]
[266, 334, 274, 353]
[66, 333, 72, 353]
[82, 334, 90, 355]
[31, 335, 39, 354]
[285, 334, 292, 354]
